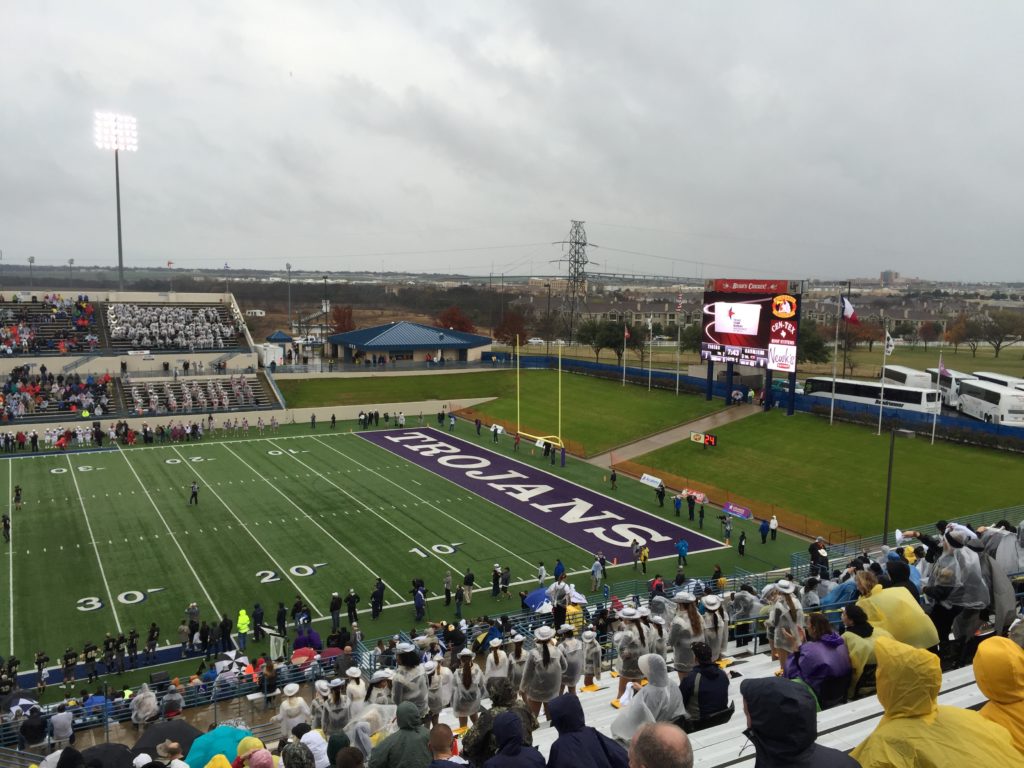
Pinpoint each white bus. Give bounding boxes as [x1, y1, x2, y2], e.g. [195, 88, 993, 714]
[972, 371, 1024, 389]
[882, 365, 932, 389]
[957, 380, 1024, 425]
[926, 368, 978, 408]
[805, 377, 940, 414]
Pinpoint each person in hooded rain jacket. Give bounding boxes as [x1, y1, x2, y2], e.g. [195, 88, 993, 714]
[840, 604, 892, 701]
[610, 653, 685, 742]
[367, 701, 430, 768]
[854, 570, 938, 651]
[784, 612, 853, 707]
[850, 636, 1020, 767]
[484, 711, 546, 768]
[973, 635, 1024, 755]
[236, 609, 251, 650]
[462, 677, 538, 767]
[547, 693, 628, 768]
[740, 677, 859, 767]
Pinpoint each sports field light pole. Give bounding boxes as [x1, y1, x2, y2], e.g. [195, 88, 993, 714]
[882, 428, 915, 546]
[67, 258, 74, 284]
[28, 256, 34, 290]
[94, 112, 138, 292]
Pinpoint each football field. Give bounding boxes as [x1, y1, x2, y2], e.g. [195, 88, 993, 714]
[2, 424, 722, 663]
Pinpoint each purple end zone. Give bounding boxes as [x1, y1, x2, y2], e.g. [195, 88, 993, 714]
[358, 427, 722, 561]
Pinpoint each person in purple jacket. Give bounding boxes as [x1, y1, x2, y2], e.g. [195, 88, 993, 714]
[784, 612, 853, 708]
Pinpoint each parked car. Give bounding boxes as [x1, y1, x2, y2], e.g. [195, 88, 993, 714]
[553, 339, 567, 346]
[527, 337, 545, 345]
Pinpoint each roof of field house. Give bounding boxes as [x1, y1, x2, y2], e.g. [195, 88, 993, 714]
[327, 321, 492, 351]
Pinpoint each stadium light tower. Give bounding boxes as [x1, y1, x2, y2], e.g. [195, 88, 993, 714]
[68, 258, 74, 283]
[94, 112, 138, 292]
[28, 256, 35, 290]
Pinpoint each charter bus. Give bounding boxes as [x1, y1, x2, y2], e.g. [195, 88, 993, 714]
[972, 371, 1024, 390]
[926, 368, 978, 408]
[882, 365, 933, 389]
[957, 380, 1024, 425]
[805, 377, 940, 414]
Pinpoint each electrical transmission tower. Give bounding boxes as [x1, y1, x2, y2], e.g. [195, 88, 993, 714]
[555, 220, 592, 344]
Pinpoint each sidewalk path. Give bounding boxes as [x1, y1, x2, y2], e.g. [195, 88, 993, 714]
[588, 403, 761, 466]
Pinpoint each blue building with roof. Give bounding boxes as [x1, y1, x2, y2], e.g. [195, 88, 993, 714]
[326, 321, 492, 365]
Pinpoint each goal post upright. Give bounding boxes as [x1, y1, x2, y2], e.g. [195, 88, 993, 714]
[516, 334, 521, 435]
[558, 343, 563, 445]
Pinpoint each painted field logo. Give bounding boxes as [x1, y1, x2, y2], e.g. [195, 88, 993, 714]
[359, 429, 722, 560]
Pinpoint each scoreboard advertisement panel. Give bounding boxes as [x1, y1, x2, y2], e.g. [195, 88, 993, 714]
[699, 279, 803, 372]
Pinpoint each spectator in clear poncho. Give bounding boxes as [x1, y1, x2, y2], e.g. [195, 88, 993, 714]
[612, 608, 646, 704]
[610, 653, 685, 742]
[668, 592, 703, 683]
[923, 528, 989, 660]
[700, 595, 728, 662]
[765, 580, 803, 672]
[451, 648, 486, 729]
[975, 520, 1024, 577]
[519, 626, 567, 718]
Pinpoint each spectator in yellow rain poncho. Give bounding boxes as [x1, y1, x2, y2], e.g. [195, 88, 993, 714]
[973, 635, 1024, 755]
[850, 636, 1020, 767]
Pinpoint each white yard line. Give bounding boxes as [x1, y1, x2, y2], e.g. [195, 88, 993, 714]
[220, 443, 404, 601]
[66, 455, 122, 632]
[265, 439, 466, 576]
[115, 445, 224, 619]
[315, 436, 549, 572]
[170, 446, 326, 617]
[7, 460, 14, 655]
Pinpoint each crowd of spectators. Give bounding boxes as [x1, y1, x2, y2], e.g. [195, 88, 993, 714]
[0, 294, 97, 355]
[6, 512, 1024, 766]
[0, 364, 112, 422]
[107, 304, 241, 350]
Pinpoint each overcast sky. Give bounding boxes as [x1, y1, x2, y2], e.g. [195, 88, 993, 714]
[2, 2, 1022, 283]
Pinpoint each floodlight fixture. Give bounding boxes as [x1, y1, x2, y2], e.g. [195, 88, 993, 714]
[93, 111, 138, 291]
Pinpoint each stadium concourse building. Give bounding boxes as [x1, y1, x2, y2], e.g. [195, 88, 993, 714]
[326, 321, 492, 364]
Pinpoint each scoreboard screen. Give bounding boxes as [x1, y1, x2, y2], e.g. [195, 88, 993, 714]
[699, 279, 802, 372]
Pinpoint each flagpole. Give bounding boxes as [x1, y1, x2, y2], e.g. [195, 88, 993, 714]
[675, 322, 681, 396]
[647, 321, 653, 392]
[830, 290, 841, 425]
[622, 323, 627, 386]
[877, 317, 888, 436]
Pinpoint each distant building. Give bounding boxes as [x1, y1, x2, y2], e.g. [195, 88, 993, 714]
[326, 320, 492, 365]
[881, 270, 900, 286]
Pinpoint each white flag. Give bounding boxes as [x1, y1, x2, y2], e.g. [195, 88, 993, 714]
[884, 332, 895, 356]
[646, 316, 653, 332]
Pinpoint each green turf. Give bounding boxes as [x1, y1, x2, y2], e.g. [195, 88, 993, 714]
[4, 421, 803, 702]
[278, 370, 724, 456]
[632, 409, 1024, 538]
